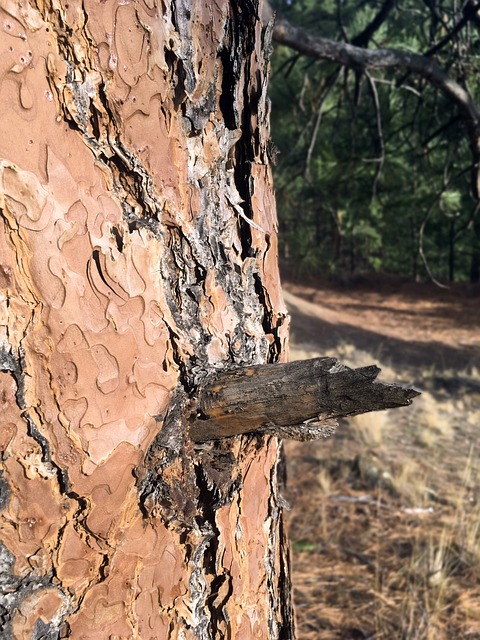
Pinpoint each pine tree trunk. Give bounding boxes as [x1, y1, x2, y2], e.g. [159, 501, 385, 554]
[0, 1, 294, 637]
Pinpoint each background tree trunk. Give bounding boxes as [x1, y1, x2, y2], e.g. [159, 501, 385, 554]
[0, 1, 294, 638]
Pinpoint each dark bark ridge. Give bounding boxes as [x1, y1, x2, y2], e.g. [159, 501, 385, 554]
[189, 357, 420, 442]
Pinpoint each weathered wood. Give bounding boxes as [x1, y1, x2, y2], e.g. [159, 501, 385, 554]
[190, 357, 420, 442]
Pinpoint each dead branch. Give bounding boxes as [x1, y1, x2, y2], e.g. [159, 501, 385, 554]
[351, 0, 396, 48]
[189, 357, 420, 442]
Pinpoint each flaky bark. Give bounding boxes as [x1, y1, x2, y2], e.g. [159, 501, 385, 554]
[0, 1, 293, 638]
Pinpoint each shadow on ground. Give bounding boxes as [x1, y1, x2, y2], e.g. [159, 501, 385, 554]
[281, 278, 480, 640]
[284, 285, 480, 378]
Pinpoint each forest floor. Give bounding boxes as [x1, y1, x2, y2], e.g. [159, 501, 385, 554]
[281, 274, 480, 639]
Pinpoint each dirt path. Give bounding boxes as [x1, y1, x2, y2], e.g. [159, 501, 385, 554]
[283, 278, 480, 376]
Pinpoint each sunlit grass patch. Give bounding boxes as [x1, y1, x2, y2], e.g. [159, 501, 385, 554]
[350, 411, 388, 448]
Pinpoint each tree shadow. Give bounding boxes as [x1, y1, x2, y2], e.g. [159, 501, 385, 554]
[286, 298, 479, 377]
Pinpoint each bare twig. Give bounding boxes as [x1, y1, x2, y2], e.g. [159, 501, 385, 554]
[418, 195, 450, 289]
[423, 1, 480, 59]
[351, 0, 396, 48]
[305, 69, 342, 180]
[365, 71, 385, 198]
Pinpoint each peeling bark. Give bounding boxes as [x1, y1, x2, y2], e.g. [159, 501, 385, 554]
[0, 1, 293, 638]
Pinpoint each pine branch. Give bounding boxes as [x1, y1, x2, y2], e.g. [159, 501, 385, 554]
[270, 12, 480, 198]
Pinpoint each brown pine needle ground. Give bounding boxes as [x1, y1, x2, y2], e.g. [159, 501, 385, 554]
[282, 276, 480, 639]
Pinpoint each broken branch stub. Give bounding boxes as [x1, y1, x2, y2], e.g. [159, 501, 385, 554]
[189, 357, 420, 442]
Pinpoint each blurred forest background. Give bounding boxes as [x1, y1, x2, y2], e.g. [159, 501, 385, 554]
[269, 0, 480, 285]
[267, 2, 480, 638]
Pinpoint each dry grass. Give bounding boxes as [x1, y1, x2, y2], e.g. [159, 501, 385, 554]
[285, 347, 480, 639]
